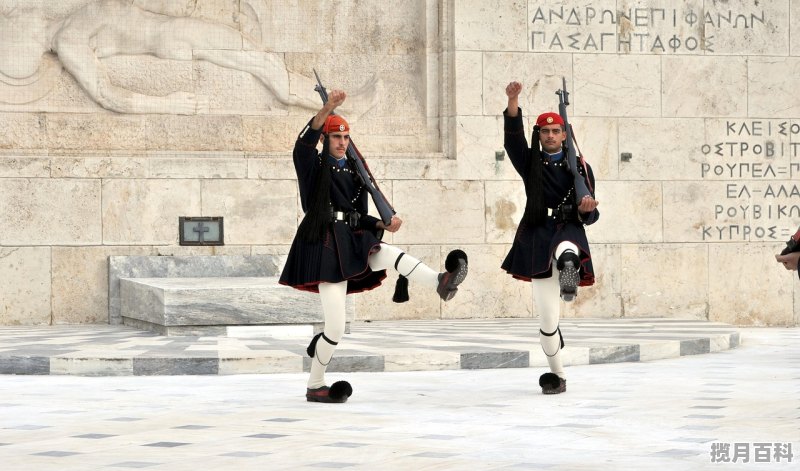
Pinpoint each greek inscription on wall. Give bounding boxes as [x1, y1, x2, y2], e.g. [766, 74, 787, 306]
[700, 120, 800, 242]
[530, 5, 768, 53]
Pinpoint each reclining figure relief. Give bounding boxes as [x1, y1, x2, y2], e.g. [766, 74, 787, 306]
[0, 0, 378, 117]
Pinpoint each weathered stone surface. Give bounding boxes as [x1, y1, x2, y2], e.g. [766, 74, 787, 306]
[391, 180, 485, 245]
[0, 113, 47, 149]
[620, 244, 709, 319]
[574, 55, 661, 117]
[591, 181, 663, 244]
[708, 243, 794, 326]
[45, 113, 148, 150]
[0, 247, 51, 325]
[52, 246, 155, 325]
[454, 0, 528, 51]
[0, 155, 50, 177]
[663, 56, 747, 117]
[50, 155, 148, 178]
[455, 116, 517, 181]
[482, 52, 573, 117]
[201, 179, 298, 245]
[0, 179, 101, 245]
[454, 51, 483, 116]
[485, 180, 524, 245]
[749, 57, 800, 117]
[101, 179, 202, 245]
[149, 154, 248, 179]
[442, 244, 533, 320]
[619, 118, 706, 181]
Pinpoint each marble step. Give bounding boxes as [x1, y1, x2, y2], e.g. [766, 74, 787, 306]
[120, 277, 352, 336]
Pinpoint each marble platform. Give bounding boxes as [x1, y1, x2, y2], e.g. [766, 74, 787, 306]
[108, 255, 285, 325]
[120, 277, 353, 336]
[0, 318, 740, 376]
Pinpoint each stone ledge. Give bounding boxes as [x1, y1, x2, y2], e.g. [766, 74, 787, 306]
[120, 277, 345, 336]
[108, 255, 284, 325]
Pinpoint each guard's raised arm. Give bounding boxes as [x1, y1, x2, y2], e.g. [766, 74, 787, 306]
[311, 89, 346, 130]
[505, 81, 522, 117]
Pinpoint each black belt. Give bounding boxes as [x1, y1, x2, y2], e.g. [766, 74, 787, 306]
[330, 210, 361, 227]
[547, 204, 577, 222]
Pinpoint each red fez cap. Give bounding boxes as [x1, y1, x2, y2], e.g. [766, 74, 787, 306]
[323, 115, 349, 134]
[535, 112, 564, 128]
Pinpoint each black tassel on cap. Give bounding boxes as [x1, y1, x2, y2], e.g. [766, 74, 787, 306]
[392, 275, 409, 303]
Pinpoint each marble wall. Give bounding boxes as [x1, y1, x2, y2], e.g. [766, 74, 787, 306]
[0, 0, 797, 326]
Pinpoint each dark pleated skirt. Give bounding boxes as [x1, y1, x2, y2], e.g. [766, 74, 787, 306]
[501, 219, 595, 286]
[279, 222, 386, 294]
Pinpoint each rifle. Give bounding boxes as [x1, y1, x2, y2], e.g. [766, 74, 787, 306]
[313, 69, 396, 225]
[556, 77, 593, 204]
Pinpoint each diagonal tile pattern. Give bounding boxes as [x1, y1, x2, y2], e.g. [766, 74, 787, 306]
[0, 327, 796, 470]
[0, 318, 740, 376]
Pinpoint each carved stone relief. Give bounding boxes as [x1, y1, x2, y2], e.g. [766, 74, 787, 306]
[0, 0, 445, 154]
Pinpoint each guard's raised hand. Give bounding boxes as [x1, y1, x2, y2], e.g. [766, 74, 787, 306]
[326, 89, 347, 111]
[506, 81, 522, 99]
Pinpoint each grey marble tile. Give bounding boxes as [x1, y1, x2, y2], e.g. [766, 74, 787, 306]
[589, 345, 640, 364]
[460, 351, 528, 369]
[305, 355, 385, 373]
[32, 451, 82, 457]
[132, 358, 218, 375]
[324, 442, 368, 448]
[680, 338, 711, 355]
[0, 356, 49, 375]
[142, 442, 189, 447]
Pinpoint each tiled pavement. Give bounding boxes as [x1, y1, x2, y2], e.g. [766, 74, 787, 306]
[0, 318, 740, 376]
[0, 325, 797, 470]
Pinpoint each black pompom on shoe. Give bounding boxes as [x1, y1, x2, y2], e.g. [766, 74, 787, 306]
[437, 250, 468, 301]
[445, 249, 468, 273]
[539, 373, 567, 395]
[329, 381, 353, 400]
[306, 380, 353, 403]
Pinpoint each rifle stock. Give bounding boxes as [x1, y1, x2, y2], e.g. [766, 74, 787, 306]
[312, 69, 395, 225]
[556, 77, 592, 203]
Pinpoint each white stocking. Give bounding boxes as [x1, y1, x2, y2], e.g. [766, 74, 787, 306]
[307, 281, 347, 389]
[369, 244, 438, 288]
[532, 274, 565, 378]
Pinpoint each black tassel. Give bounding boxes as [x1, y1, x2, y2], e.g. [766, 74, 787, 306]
[306, 332, 323, 357]
[392, 275, 409, 303]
